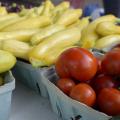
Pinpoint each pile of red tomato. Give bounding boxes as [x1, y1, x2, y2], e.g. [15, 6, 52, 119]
[55, 47, 120, 116]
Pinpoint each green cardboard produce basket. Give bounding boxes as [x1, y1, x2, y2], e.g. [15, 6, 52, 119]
[39, 67, 112, 120]
[12, 61, 52, 97]
[0, 71, 15, 120]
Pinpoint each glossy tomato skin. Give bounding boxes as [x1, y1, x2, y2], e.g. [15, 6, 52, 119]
[55, 47, 98, 82]
[102, 49, 120, 76]
[97, 58, 102, 73]
[57, 78, 75, 95]
[92, 75, 116, 93]
[98, 88, 120, 116]
[55, 59, 70, 78]
[70, 83, 96, 107]
[96, 58, 104, 75]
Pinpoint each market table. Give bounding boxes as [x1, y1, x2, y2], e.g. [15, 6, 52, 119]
[10, 81, 61, 120]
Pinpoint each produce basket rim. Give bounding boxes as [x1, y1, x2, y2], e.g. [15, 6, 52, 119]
[16, 60, 54, 71]
[0, 71, 15, 94]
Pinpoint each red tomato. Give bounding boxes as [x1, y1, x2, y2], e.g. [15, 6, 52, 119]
[70, 83, 96, 107]
[92, 75, 117, 93]
[55, 59, 70, 78]
[98, 88, 120, 116]
[55, 47, 98, 82]
[101, 49, 120, 76]
[96, 58, 104, 75]
[57, 78, 75, 95]
[84, 80, 91, 84]
[97, 58, 102, 73]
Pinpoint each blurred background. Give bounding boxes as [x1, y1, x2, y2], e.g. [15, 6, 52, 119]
[52, 0, 103, 7]
[0, 0, 119, 18]
[51, 0, 120, 17]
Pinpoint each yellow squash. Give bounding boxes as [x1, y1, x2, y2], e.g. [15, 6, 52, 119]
[53, 1, 70, 13]
[2, 16, 51, 31]
[68, 20, 81, 28]
[43, 46, 78, 66]
[77, 17, 90, 31]
[0, 29, 40, 42]
[69, 17, 90, 46]
[19, 8, 34, 16]
[56, 9, 82, 26]
[34, 5, 44, 15]
[29, 27, 81, 67]
[52, 1, 70, 23]
[0, 16, 27, 30]
[68, 17, 90, 31]
[0, 50, 16, 73]
[19, 5, 44, 17]
[0, 7, 8, 15]
[0, 13, 18, 23]
[41, 0, 54, 17]
[96, 21, 120, 36]
[1, 39, 32, 60]
[30, 24, 65, 45]
[81, 15, 117, 48]
[95, 35, 120, 50]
